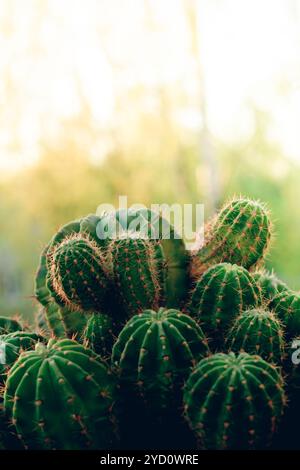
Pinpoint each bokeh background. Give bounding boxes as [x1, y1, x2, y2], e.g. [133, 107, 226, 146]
[1, 0, 300, 322]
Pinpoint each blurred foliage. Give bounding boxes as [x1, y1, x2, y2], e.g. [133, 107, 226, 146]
[1, 106, 300, 323]
[0, 0, 300, 322]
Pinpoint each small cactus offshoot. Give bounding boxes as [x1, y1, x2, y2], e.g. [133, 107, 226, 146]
[191, 198, 272, 279]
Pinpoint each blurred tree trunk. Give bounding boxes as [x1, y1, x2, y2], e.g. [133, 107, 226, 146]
[185, 0, 221, 214]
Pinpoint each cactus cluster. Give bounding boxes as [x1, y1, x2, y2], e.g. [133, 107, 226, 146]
[1, 197, 299, 450]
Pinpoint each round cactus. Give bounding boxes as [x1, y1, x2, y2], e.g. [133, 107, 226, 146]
[4, 339, 117, 450]
[188, 263, 261, 343]
[0, 331, 46, 383]
[112, 308, 209, 409]
[110, 236, 165, 317]
[184, 352, 286, 449]
[226, 308, 285, 364]
[269, 291, 300, 338]
[81, 313, 115, 357]
[47, 232, 110, 313]
[253, 270, 289, 302]
[103, 208, 189, 309]
[191, 198, 272, 279]
[0, 317, 22, 336]
[35, 215, 113, 338]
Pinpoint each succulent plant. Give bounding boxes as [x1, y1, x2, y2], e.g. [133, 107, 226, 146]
[4, 339, 117, 450]
[47, 232, 111, 313]
[101, 208, 189, 309]
[35, 215, 114, 338]
[34, 307, 50, 336]
[191, 198, 272, 279]
[110, 236, 165, 317]
[0, 331, 46, 383]
[112, 308, 209, 409]
[252, 270, 289, 302]
[269, 291, 300, 338]
[0, 317, 23, 336]
[184, 352, 286, 449]
[225, 308, 285, 364]
[81, 313, 115, 358]
[188, 263, 261, 344]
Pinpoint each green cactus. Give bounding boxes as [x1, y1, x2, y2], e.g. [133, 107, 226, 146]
[35, 215, 113, 338]
[0, 317, 23, 335]
[4, 339, 117, 450]
[188, 263, 261, 343]
[112, 307, 209, 409]
[47, 232, 110, 313]
[0, 331, 46, 383]
[110, 236, 165, 317]
[81, 313, 115, 357]
[253, 270, 289, 302]
[191, 198, 272, 279]
[225, 308, 285, 364]
[103, 208, 189, 309]
[269, 291, 300, 338]
[35, 241, 87, 338]
[184, 352, 286, 449]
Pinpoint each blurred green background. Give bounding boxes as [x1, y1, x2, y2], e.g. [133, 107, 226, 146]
[0, 0, 300, 322]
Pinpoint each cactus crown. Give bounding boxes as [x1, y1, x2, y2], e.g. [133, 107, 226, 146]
[269, 291, 300, 338]
[192, 198, 272, 278]
[47, 232, 110, 313]
[225, 308, 285, 364]
[188, 263, 261, 343]
[184, 352, 286, 449]
[112, 308, 209, 408]
[4, 339, 117, 450]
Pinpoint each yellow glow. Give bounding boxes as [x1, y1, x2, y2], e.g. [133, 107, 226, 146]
[0, 0, 300, 172]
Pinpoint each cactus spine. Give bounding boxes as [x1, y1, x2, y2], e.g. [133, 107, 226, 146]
[81, 313, 115, 357]
[4, 339, 117, 450]
[184, 352, 286, 449]
[269, 291, 300, 338]
[188, 263, 261, 343]
[226, 308, 285, 364]
[104, 208, 189, 309]
[0, 317, 23, 335]
[47, 233, 110, 313]
[112, 308, 209, 409]
[253, 270, 289, 302]
[110, 236, 165, 317]
[191, 198, 272, 279]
